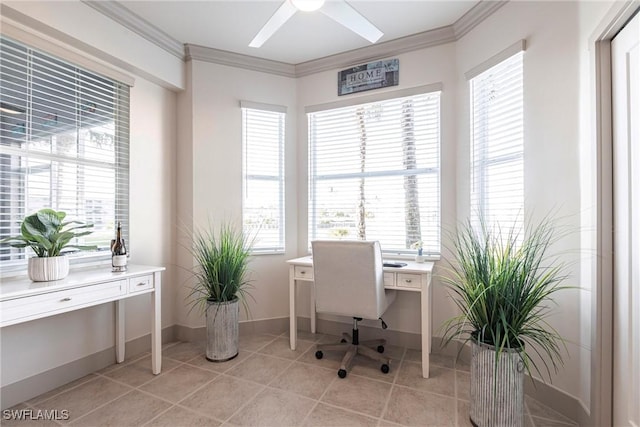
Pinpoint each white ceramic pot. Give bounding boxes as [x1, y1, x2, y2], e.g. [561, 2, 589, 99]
[28, 256, 70, 282]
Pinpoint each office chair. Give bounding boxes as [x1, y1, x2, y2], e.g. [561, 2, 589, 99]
[311, 240, 397, 378]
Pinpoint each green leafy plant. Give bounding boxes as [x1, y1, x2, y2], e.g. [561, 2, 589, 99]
[1, 208, 96, 257]
[187, 221, 254, 313]
[441, 217, 570, 380]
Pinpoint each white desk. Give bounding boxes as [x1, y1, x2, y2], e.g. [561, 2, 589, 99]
[287, 256, 434, 378]
[0, 264, 164, 375]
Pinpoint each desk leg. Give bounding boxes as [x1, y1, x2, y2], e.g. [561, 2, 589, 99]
[289, 265, 297, 350]
[310, 281, 316, 334]
[151, 271, 162, 375]
[115, 300, 125, 363]
[421, 274, 431, 378]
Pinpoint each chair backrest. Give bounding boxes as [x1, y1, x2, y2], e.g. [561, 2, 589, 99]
[311, 240, 387, 320]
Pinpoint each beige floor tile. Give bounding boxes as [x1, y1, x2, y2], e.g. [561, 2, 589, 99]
[163, 341, 205, 362]
[238, 334, 278, 352]
[71, 390, 170, 426]
[145, 405, 222, 427]
[35, 376, 131, 423]
[257, 337, 313, 360]
[384, 385, 456, 426]
[303, 403, 378, 427]
[139, 364, 217, 402]
[530, 416, 577, 426]
[321, 375, 391, 418]
[179, 375, 263, 421]
[396, 361, 456, 397]
[457, 399, 473, 427]
[456, 370, 470, 401]
[225, 353, 292, 385]
[103, 356, 181, 387]
[185, 351, 252, 373]
[349, 354, 397, 383]
[296, 331, 326, 343]
[404, 348, 422, 363]
[228, 388, 315, 427]
[98, 353, 151, 375]
[269, 362, 336, 400]
[26, 374, 98, 405]
[298, 345, 344, 371]
[525, 396, 576, 425]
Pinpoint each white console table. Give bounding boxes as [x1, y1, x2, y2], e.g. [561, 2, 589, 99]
[287, 256, 434, 378]
[0, 264, 164, 374]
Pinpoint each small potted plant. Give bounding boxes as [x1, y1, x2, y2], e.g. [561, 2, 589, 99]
[187, 221, 254, 362]
[411, 240, 425, 263]
[1, 208, 96, 281]
[441, 217, 569, 427]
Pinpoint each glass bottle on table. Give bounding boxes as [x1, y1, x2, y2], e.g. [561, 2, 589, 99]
[111, 221, 127, 272]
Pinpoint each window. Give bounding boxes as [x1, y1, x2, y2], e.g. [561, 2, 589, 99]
[0, 36, 130, 270]
[241, 102, 286, 253]
[308, 90, 440, 255]
[470, 51, 524, 231]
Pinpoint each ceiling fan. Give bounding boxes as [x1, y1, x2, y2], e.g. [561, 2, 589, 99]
[249, 0, 383, 48]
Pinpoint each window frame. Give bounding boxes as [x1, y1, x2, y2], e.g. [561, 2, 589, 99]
[0, 36, 130, 276]
[240, 101, 286, 254]
[468, 42, 525, 232]
[306, 85, 442, 257]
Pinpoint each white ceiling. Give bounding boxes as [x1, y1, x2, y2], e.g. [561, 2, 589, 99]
[117, 0, 480, 64]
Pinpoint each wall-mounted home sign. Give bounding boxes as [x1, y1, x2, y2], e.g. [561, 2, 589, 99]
[338, 59, 399, 96]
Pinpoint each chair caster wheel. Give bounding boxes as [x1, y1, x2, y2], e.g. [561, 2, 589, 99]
[338, 369, 347, 378]
[377, 345, 384, 353]
[381, 364, 390, 374]
[315, 351, 323, 359]
[340, 339, 347, 343]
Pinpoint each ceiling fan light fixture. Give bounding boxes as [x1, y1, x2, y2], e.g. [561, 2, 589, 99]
[291, 0, 325, 12]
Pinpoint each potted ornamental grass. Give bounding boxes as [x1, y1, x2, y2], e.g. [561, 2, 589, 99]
[441, 217, 570, 427]
[1, 208, 96, 281]
[187, 221, 254, 362]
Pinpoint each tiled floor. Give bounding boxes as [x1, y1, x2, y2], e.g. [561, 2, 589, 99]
[5, 331, 578, 427]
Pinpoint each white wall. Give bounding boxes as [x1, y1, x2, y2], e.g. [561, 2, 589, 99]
[0, 8, 177, 391]
[175, 60, 298, 328]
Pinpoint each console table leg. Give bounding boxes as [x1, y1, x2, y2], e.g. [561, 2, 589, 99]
[289, 265, 297, 350]
[151, 272, 162, 374]
[115, 300, 125, 363]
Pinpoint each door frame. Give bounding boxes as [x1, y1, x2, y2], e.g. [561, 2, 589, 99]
[590, 2, 639, 426]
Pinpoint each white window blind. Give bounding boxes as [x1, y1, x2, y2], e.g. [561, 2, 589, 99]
[470, 51, 523, 232]
[241, 102, 285, 253]
[308, 91, 440, 255]
[0, 36, 130, 270]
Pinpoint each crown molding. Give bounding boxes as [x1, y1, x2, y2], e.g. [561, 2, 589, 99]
[295, 25, 456, 77]
[86, 0, 506, 78]
[185, 44, 297, 78]
[453, 0, 508, 39]
[81, 0, 184, 60]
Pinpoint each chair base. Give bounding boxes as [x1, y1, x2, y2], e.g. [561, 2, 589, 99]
[316, 332, 391, 378]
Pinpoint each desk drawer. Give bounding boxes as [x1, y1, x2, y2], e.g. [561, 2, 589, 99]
[294, 266, 313, 280]
[1, 280, 127, 326]
[397, 273, 421, 289]
[128, 275, 153, 293]
[383, 273, 395, 287]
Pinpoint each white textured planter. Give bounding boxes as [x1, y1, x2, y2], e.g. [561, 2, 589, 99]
[470, 341, 525, 427]
[206, 298, 239, 362]
[28, 256, 69, 282]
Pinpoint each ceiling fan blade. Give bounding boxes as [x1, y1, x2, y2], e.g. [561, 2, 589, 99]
[320, 0, 383, 43]
[249, 1, 298, 48]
